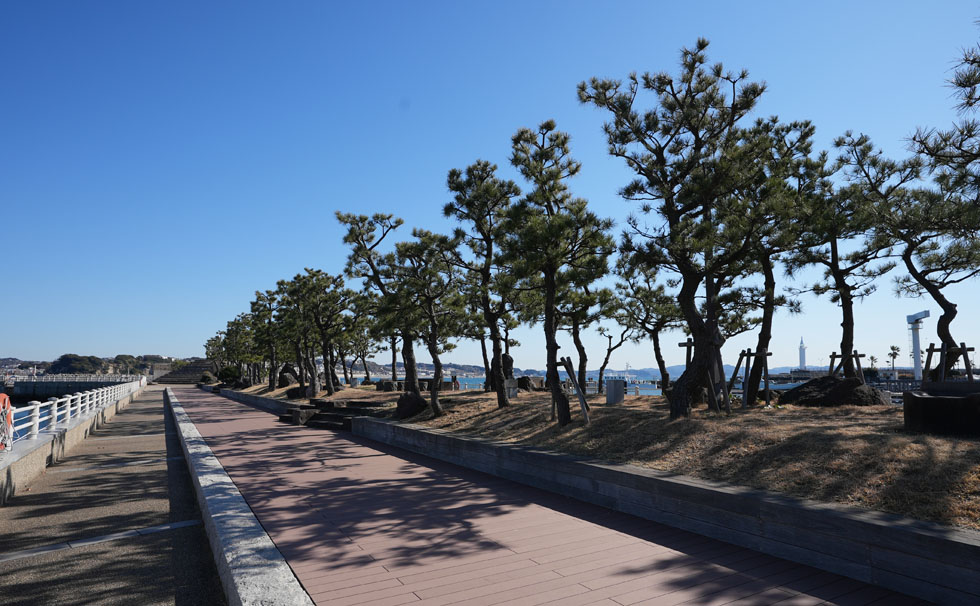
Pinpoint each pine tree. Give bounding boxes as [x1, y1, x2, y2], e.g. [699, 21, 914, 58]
[443, 160, 521, 408]
[615, 246, 683, 391]
[337, 212, 423, 395]
[507, 120, 614, 426]
[395, 230, 465, 416]
[737, 119, 810, 405]
[250, 289, 281, 391]
[784, 145, 895, 379]
[580, 40, 773, 418]
[277, 278, 322, 397]
[838, 135, 980, 372]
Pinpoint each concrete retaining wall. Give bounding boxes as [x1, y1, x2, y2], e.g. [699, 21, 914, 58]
[166, 389, 313, 606]
[0, 387, 143, 505]
[211, 388, 291, 416]
[354, 417, 980, 605]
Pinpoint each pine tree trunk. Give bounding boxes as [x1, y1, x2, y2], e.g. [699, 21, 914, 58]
[294, 342, 306, 389]
[268, 362, 277, 391]
[320, 336, 335, 396]
[829, 239, 858, 379]
[668, 275, 706, 418]
[425, 335, 444, 417]
[544, 270, 571, 425]
[482, 290, 511, 407]
[652, 329, 670, 391]
[838, 284, 857, 378]
[489, 328, 510, 408]
[362, 358, 372, 382]
[597, 335, 613, 395]
[340, 351, 350, 385]
[572, 321, 588, 392]
[480, 337, 491, 392]
[329, 348, 342, 389]
[902, 247, 959, 373]
[702, 274, 722, 413]
[746, 255, 776, 405]
[401, 333, 421, 395]
[304, 344, 320, 397]
[390, 336, 398, 381]
[268, 345, 277, 392]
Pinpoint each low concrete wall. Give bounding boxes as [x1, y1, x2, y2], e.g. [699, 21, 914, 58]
[0, 387, 144, 505]
[354, 417, 980, 605]
[166, 389, 313, 606]
[210, 387, 291, 416]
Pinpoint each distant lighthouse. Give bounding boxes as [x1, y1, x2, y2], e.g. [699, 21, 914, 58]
[799, 338, 807, 370]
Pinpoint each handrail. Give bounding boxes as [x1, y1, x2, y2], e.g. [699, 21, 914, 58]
[6, 376, 147, 445]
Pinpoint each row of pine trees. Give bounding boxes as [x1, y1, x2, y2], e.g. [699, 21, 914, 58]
[207, 39, 980, 425]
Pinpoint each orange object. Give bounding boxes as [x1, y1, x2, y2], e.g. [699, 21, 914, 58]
[0, 393, 12, 451]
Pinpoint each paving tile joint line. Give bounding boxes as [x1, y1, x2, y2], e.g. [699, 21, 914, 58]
[351, 415, 980, 605]
[0, 520, 203, 563]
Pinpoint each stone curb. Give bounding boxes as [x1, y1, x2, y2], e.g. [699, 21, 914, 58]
[165, 388, 313, 606]
[353, 417, 980, 605]
[0, 387, 143, 505]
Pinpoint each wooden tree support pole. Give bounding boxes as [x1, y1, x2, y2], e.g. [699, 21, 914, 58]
[678, 338, 694, 370]
[727, 350, 747, 393]
[743, 350, 751, 396]
[923, 343, 936, 381]
[715, 348, 731, 413]
[961, 342, 975, 382]
[852, 350, 866, 385]
[560, 356, 590, 424]
[743, 349, 773, 406]
[939, 343, 948, 383]
[761, 349, 772, 408]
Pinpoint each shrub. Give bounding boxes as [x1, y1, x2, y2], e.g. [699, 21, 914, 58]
[201, 371, 216, 384]
[217, 366, 241, 384]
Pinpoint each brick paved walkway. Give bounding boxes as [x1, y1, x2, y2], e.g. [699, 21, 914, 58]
[173, 387, 927, 606]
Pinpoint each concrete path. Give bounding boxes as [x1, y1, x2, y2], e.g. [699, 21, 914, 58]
[0, 386, 225, 606]
[174, 386, 928, 606]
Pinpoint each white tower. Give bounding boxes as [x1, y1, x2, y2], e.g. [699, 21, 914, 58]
[799, 338, 806, 370]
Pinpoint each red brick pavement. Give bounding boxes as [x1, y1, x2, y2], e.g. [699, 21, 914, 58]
[172, 387, 926, 606]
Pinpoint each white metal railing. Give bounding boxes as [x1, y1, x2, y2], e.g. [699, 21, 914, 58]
[8, 376, 146, 446]
[10, 374, 141, 383]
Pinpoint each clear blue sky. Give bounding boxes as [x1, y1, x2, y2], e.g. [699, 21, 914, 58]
[3, 1, 978, 371]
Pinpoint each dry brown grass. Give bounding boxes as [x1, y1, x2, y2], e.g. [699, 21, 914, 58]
[406, 390, 979, 531]
[260, 383, 980, 531]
